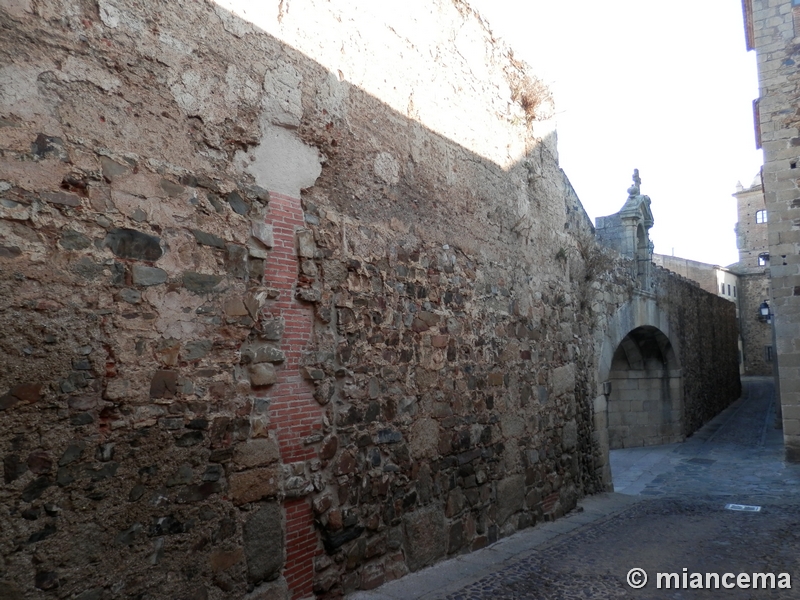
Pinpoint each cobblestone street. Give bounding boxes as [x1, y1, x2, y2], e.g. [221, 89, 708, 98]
[351, 378, 800, 599]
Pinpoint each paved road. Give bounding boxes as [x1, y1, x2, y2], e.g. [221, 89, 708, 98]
[351, 377, 800, 599]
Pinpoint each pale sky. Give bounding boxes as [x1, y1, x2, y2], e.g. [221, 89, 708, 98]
[467, 0, 764, 267]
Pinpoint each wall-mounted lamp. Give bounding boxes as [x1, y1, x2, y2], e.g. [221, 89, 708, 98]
[759, 300, 772, 324]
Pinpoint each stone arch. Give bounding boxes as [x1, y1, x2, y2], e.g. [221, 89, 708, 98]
[605, 326, 682, 449]
[592, 296, 684, 488]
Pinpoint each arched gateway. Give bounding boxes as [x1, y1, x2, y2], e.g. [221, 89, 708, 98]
[606, 325, 682, 449]
[592, 295, 684, 488]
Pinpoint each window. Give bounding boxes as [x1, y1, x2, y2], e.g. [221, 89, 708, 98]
[765, 346, 773, 363]
[733, 286, 737, 298]
[758, 253, 770, 266]
[756, 210, 767, 223]
[720, 283, 725, 295]
[727, 284, 731, 296]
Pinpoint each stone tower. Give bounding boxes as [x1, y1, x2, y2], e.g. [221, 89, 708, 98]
[741, 0, 800, 461]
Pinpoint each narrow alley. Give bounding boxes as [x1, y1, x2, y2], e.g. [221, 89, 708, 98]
[351, 378, 800, 599]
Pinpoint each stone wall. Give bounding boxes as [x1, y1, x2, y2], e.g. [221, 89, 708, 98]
[743, 0, 800, 460]
[0, 1, 741, 599]
[651, 267, 742, 436]
[651, 254, 720, 296]
[739, 272, 774, 376]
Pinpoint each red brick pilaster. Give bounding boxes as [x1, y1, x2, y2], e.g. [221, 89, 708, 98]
[264, 192, 322, 599]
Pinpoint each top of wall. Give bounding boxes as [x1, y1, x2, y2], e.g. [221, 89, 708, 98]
[211, 0, 556, 168]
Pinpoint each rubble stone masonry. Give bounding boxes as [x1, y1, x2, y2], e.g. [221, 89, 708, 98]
[0, 1, 740, 598]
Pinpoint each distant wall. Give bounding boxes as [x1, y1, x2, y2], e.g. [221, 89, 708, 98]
[739, 272, 773, 376]
[652, 254, 719, 296]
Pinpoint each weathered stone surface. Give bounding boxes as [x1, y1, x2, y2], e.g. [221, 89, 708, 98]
[251, 221, 274, 248]
[229, 466, 281, 505]
[192, 229, 226, 248]
[42, 191, 80, 206]
[34, 570, 58, 590]
[0, 581, 24, 600]
[210, 548, 244, 572]
[59, 229, 91, 250]
[104, 228, 163, 261]
[223, 297, 249, 317]
[319, 435, 338, 461]
[243, 502, 283, 583]
[4, 454, 27, 483]
[160, 179, 184, 197]
[296, 229, 315, 258]
[374, 429, 402, 445]
[409, 417, 439, 460]
[100, 156, 130, 181]
[233, 438, 280, 470]
[27, 451, 52, 474]
[496, 474, 525, 524]
[21, 476, 51, 502]
[562, 419, 578, 450]
[183, 340, 212, 360]
[402, 505, 446, 571]
[552, 363, 576, 398]
[58, 443, 85, 466]
[132, 264, 168, 286]
[3, 383, 43, 405]
[183, 272, 223, 294]
[245, 577, 289, 600]
[149, 370, 177, 398]
[227, 191, 249, 215]
[175, 431, 204, 447]
[248, 363, 277, 386]
[241, 343, 285, 365]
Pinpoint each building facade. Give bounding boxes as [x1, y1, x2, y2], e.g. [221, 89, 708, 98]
[742, 0, 800, 461]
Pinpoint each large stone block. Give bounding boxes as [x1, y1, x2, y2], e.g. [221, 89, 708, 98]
[249, 363, 277, 386]
[402, 504, 445, 571]
[561, 419, 578, 450]
[229, 466, 281, 505]
[496, 474, 525, 524]
[409, 417, 439, 460]
[296, 229, 316, 258]
[243, 502, 284, 584]
[104, 228, 163, 261]
[551, 363, 575, 397]
[233, 438, 281, 470]
[241, 342, 285, 365]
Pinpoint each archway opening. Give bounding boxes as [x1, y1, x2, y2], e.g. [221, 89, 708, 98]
[606, 326, 682, 449]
